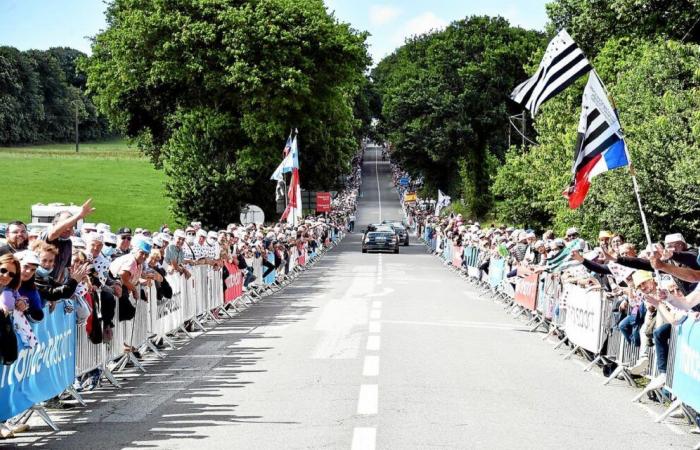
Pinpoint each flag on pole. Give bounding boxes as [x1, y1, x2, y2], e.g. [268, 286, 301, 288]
[435, 189, 451, 216]
[280, 133, 302, 226]
[511, 29, 592, 116]
[563, 71, 629, 209]
[270, 151, 294, 181]
[282, 131, 293, 157]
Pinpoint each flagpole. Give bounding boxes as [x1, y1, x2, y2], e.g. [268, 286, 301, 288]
[593, 70, 654, 248]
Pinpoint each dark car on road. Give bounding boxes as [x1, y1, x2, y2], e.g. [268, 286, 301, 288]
[382, 221, 409, 246]
[362, 227, 399, 254]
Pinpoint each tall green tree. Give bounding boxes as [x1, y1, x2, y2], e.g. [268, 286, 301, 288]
[492, 38, 700, 244]
[372, 16, 542, 216]
[546, 0, 700, 55]
[82, 0, 369, 227]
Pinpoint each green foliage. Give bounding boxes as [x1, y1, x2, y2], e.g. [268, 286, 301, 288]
[82, 0, 370, 227]
[492, 38, 700, 244]
[546, 0, 700, 55]
[0, 46, 111, 145]
[372, 16, 543, 217]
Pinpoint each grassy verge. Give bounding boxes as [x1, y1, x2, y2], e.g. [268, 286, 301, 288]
[0, 139, 178, 230]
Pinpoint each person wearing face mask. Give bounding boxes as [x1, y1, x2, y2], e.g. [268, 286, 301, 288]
[40, 199, 96, 283]
[102, 232, 119, 260]
[30, 240, 85, 310]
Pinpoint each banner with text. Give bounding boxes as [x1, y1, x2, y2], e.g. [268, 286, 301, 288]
[671, 319, 700, 412]
[514, 273, 539, 311]
[0, 304, 76, 420]
[563, 285, 603, 352]
[316, 192, 331, 213]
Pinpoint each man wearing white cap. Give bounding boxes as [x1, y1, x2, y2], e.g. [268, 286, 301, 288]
[664, 233, 690, 254]
[205, 231, 221, 267]
[164, 229, 191, 278]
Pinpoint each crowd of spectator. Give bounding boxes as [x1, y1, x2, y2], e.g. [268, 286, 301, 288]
[390, 161, 700, 425]
[0, 151, 362, 436]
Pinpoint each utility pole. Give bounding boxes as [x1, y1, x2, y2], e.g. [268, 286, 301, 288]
[74, 102, 79, 153]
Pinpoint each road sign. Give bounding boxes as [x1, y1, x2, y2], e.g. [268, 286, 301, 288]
[240, 204, 265, 225]
[399, 177, 409, 186]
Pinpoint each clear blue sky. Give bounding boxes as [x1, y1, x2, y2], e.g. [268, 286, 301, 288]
[0, 0, 550, 64]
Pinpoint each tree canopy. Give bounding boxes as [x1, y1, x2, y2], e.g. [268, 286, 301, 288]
[0, 46, 110, 145]
[82, 0, 370, 227]
[372, 16, 543, 216]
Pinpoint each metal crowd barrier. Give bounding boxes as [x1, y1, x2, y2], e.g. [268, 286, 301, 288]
[422, 233, 699, 435]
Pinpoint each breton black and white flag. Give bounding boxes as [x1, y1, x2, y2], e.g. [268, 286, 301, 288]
[510, 29, 591, 116]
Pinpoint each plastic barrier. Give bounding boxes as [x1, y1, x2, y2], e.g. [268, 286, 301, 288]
[0, 304, 76, 422]
[670, 319, 700, 411]
[488, 258, 506, 288]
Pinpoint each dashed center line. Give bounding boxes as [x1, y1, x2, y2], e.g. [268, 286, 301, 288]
[370, 309, 382, 320]
[351, 427, 377, 450]
[363, 355, 380, 377]
[368, 321, 382, 333]
[366, 335, 381, 351]
[357, 384, 379, 415]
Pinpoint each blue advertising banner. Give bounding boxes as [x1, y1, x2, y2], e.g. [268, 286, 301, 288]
[489, 258, 506, 288]
[671, 318, 700, 412]
[0, 304, 76, 420]
[399, 177, 409, 186]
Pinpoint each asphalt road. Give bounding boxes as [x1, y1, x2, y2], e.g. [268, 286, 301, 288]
[12, 147, 698, 449]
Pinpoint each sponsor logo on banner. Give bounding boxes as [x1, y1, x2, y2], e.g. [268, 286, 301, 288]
[671, 319, 700, 412]
[0, 305, 76, 420]
[316, 192, 331, 213]
[563, 284, 603, 352]
[514, 273, 539, 311]
[403, 192, 417, 203]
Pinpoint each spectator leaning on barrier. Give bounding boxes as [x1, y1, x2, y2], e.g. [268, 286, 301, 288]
[164, 229, 191, 279]
[0, 221, 28, 256]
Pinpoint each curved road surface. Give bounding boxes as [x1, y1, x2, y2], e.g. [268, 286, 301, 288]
[14, 148, 696, 449]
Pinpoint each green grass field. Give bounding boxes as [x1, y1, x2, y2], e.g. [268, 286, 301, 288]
[0, 139, 178, 231]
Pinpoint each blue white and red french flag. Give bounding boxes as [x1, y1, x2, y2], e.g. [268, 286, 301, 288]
[564, 71, 629, 209]
[279, 134, 302, 225]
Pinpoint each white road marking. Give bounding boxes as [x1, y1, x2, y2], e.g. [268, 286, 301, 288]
[369, 321, 382, 333]
[363, 355, 380, 377]
[357, 384, 379, 414]
[370, 309, 382, 320]
[372, 301, 382, 308]
[366, 335, 381, 351]
[351, 427, 376, 450]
